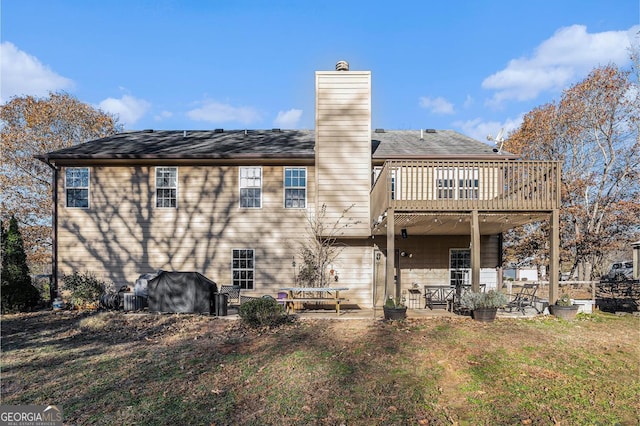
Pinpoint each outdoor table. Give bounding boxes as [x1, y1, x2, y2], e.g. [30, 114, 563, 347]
[279, 287, 349, 315]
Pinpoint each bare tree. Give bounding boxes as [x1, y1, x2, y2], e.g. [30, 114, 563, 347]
[296, 204, 360, 288]
[505, 64, 640, 280]
[0, 92, 120, 268]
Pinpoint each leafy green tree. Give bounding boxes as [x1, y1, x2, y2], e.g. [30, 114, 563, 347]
[1, 215, 40, 312]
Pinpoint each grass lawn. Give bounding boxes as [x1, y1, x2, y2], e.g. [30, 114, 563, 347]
[1, 310, 639, 425]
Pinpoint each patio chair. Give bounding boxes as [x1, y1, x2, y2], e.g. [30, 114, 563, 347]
[219, 285, 241, 306]
[277, 291, 288, 307]
[503, 283, 540, 315]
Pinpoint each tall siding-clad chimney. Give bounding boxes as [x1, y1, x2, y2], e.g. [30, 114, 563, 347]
[315, 62, 371, 237]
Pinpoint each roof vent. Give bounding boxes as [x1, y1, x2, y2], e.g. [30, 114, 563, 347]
[336, 60, 349, 71]
[214, 128, 224, 133]
[142, 129, 154, 133]
[272, 128, 281, 132]
[425, 129, 436, 133]
[183, 130, 187, 138]
[374, 128, 385, 133]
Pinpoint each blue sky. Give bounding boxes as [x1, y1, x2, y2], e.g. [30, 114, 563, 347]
[1, 0, 638, 142]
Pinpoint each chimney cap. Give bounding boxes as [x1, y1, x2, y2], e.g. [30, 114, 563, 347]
[336, 60, 349, 71]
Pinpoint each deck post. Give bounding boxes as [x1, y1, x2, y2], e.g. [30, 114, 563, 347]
[471, 210, 480, 292]
[549, 209, 560, 304]
[386, 210, 395, 301]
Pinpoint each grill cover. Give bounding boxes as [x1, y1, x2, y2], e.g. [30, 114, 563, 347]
[147, 271, 217, 314]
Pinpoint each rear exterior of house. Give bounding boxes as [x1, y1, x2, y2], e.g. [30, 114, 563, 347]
[38, 61, 562, 307]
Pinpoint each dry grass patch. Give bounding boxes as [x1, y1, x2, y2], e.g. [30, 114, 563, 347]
[1, 310, 639, 425]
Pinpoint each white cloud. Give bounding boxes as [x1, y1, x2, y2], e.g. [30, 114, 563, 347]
[154, 110, 173, 121]
[98, 95, 151, 127]
[454, 115, 524, 144]
[419, 96, 455, 114]
[186, 100, 261, 124]
[0, 42, 73, 102]
[463, 95, 474, 109]
[483, 24, 640, 106]
[273, 109, 303, 128]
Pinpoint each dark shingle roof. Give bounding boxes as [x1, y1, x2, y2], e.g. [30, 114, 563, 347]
[38, 128, 514, 162]
[371, 129, 513, 159]
[39, 129, 315, 161]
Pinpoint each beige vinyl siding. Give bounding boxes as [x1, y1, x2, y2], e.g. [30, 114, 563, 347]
[315, 70, 371, 237]
[391, 165, 500, 202]
[376, 235, 500, 291]
[56, 165, 334, 298]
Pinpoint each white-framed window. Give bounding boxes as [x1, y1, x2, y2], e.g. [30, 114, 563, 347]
[156, 167, 177, 208]
[232, 249, 254, 289]
[458, 169, 479, 199]
[65, 167, 90, 208]
[372, 166, 396, 200]
[436, 169, 455, 199]
[239, 167, 262, 208]
[436, 168, 479, 200]
[449, 248, 471, 286]
[284, 167, 306, 208]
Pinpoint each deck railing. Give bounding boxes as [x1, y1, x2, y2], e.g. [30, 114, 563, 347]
[371, 160, 560, 220]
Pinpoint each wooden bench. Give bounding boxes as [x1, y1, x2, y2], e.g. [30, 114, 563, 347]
[284, 297, 347, 315]
[423, 286, 456, 311]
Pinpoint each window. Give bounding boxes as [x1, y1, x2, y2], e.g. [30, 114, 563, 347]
[458, 170, 479, 199]
[240, 167, 262, 208]
[66, 168, 89, 208]
[284, 167, 306, 208]
[373, 166, 396, 200]
[436, 169, 455, 199]
[450, 248, 471, 286]
[232, 249, 254, 289]
[436, 168, 479, 200]
[156, 167, 177, 208]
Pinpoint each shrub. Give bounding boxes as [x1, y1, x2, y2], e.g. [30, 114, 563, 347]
[238, 298, 285, 328]
[555, 293, 573, 306]
[1, 216, 40, 313]
[61, 271, 108, 309]
[460, 290, 508, 310]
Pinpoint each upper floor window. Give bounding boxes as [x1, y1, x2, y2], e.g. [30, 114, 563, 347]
[436, 168, 478, 200]
[232, 249, 254, 290]
[458, 174, 479, 199]
[239, 167, 262, 208]
[436, 169, 455, 199]
[65, 167, 89, 208]
[156, 167, 177, 208]
[284, 167, 306, 208]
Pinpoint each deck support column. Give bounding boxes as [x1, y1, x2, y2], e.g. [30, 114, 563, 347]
[549, 209, 560, 304]
[385, 210, 396, 301]
[471, 210, 480, 292]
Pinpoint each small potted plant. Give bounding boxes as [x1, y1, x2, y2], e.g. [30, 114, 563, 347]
[549, 293, 579, 320]
[383, 296, 407, 320]
[460, 290, 508, 322]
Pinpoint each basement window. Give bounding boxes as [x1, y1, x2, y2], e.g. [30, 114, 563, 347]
[232, 249, 255, 290]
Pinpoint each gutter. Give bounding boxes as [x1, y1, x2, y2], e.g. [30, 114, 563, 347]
[40, 157, 59, 299]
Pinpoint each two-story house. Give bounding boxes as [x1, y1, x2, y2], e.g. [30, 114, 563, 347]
[38, 61, 562, 308]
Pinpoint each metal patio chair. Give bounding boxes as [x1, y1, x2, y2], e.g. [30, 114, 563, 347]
[503, 283, 540, 315]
